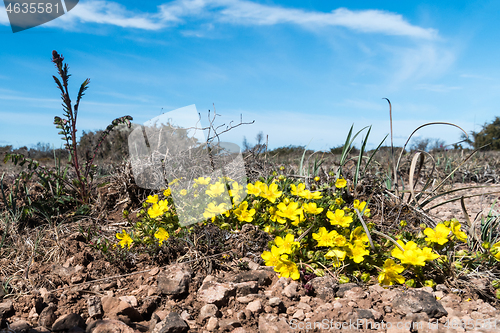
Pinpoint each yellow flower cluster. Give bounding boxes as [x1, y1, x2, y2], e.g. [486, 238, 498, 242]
[261, 234, 301, 280]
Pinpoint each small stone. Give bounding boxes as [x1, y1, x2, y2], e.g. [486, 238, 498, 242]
[282, 281, 299, 299]
[87, 296, 103, 319]
[119, 296, 138, 307]
[152, 311, 189, 333]
[38, 304, 57, 328]
[52, 313, 85, 331]
[206, 317, 218, 331]
[292, 309, 305, 320]
[0, 300, 14, 319]
[157, 264, 192, 296]
[9, 320, 31, 333]
[246, 300, 263, 314]
[296, 302, 311, 312]
[89, 319, 136, 333]
[268, 297, 281, 307]
[199, 304, 219, 322]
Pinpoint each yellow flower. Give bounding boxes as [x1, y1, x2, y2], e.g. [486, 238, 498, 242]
[353, 200, 370, 217]
[312, 227, 334, 247]
[335, 197, 344, 206]
[401, 249, 427, 266]
[169, 178, 180, 186]
[247, 182, 263, 196]
[314, 176, 320, 182]
[450, 220, 467, 242]
[350, 226, 369, 246]
[327, 209, 353, 228]
[325, 248, 346, 267]
[346, 243, 369, 263]
[163, 189, 171, 197]
[206, 182, 226, 197]
[275, 255, 300, 280]
[303, 202, 324, 215]
[424, 224, 450, 245]
[335, 178, 347, 188]
[146, 195, 159, 204]
[290, 183, 307, 197]
[378, 259, 405, 286]
[179, 189, 188, 196]
[148, 202, 165, 219]
[392, 240, 432, 266]
[203, 202, 229, 219]
[276, 201, 302, 221]
[233, 201, 256, 223]
[301, 190, 323, 200]
[116, 230, 133, 249]
[261, 246, 281, 267]
[269, 206, 286, 224]
[275, 234, 300, 254]
[491, 241, 500, 261]
[154, 227, 169, 246]
[194, 176, 211, 185]
[260, 183, 283, 203]
[421, 247, 440, 261]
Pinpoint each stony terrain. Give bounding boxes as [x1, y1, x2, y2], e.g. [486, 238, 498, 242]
[1, 183, 500, 333]
[1, 236, 500, 333]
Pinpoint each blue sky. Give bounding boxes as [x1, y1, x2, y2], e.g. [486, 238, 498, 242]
[1, 0, 499, 151]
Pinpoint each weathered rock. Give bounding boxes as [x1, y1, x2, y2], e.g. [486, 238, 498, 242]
[197, 280, 236, 307]
[38, 303, 57, 328]
[206, 317, 218, 331]
[282, 281, 299, 299]
[306, 276, 338, 300]
[119, 296, 138, 308]
[258, 314, 288, 333]
[30, 326, 51, 333]
[52, 313, 85, 331]
[198, 304, 219, 322]
[101, 296, 143, 322]
[0, 300, 14, 319]
[157, 264, 192, 296]
[152, 311, 189, 333]
[268, 297, 281, 307]
[228, 270, 273, 287]
[87, 319, 136, 333]
[234, 281, 259, 296]
[246, 300, 262, 314]
[218, 319, 241, 331]
[138, 296, 159, 320]
[356, 309, 374, 320]
[336, 282, 358, 298]
[392, 289, 448, 319]
[87, 296, 103, 320]
[9, 320, 31, 333]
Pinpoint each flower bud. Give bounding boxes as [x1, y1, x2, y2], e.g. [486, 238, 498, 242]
[424, 280, 436, 288]
[405, 279, 416, 288]
[338, 275, 350, 284]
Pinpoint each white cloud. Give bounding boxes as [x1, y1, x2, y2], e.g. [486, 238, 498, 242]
[50, 0, 164, 30]
[16, 0, 437, 39]
[388, 44, 455, 87]
[460, 74, 494, 80]
[414, 84, 462, 93]
[160, 0, 437, 39]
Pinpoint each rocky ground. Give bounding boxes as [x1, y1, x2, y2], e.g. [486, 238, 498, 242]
[1, 184, 500, 333]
